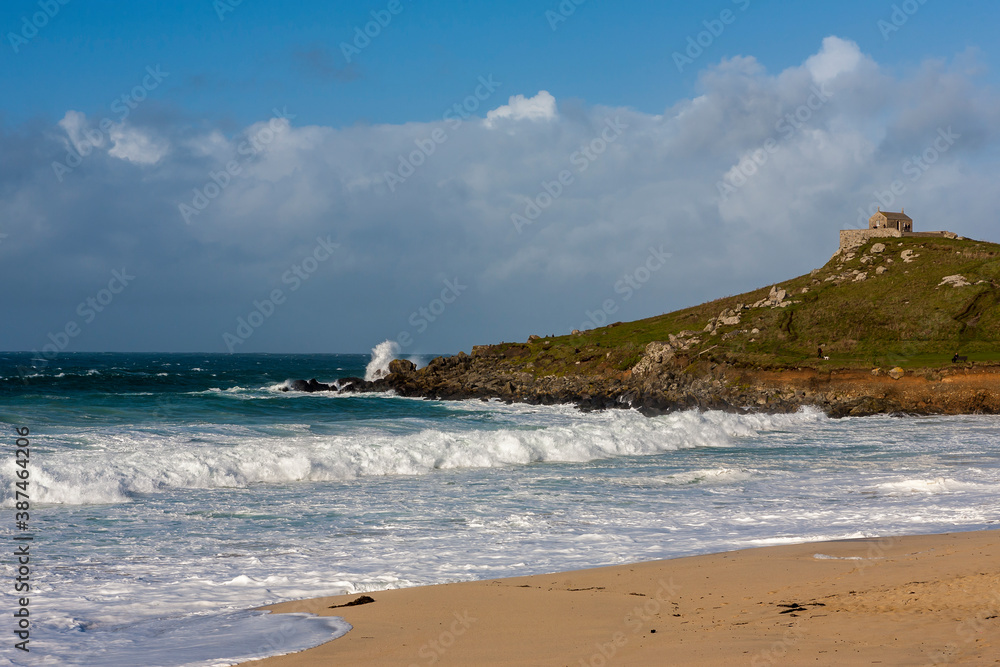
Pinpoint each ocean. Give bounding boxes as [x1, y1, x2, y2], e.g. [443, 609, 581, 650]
[1, 351, 998, 666]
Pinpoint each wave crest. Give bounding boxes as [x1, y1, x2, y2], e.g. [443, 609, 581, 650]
[0, 408, 826, 506]
[365, 340, 399, 381]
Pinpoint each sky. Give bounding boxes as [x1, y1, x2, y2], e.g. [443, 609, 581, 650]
[2, 0, 1000, 355]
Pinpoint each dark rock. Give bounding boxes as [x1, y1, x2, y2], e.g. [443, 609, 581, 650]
[334, 376, 366, 392]
[283, 337, 998, 417]
[827, 396, 903, 418]
[388, 359, 416, 375]
[286, 378, 332, 393]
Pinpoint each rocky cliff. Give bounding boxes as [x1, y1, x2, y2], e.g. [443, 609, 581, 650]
[286, 235, 1000, 417]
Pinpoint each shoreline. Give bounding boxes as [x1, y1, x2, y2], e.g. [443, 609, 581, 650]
[244, 529, 1000, 666]
[290, 357, 1000, 418]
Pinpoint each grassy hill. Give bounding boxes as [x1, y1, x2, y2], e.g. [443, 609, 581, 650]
[484, 235, 1000, 376]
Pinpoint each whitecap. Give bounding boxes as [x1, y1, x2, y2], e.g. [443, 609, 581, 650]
[870, 477, 982, 496]
[364, 340, 399, 381]
[0, 408, 829, 507]
[39, 610, 350, 667]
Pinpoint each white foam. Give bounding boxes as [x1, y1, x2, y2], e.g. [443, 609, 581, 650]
[0, 408, 826, 507]
[871, 477, 983, 496]
[623, 467, 756, 487]
[364, 339, 399, 381]
[31, 610, 350, 667]
[740, 532, 871, 547]
[8, 400, 1000, 667]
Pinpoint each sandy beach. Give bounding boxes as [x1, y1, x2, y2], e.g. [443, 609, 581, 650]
[245, 530, 1000, 666]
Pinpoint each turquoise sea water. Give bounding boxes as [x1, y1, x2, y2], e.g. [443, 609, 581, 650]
[1, 352, 998, 666]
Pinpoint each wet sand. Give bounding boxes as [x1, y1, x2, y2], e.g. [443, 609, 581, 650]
[244, 530, 1000, 666]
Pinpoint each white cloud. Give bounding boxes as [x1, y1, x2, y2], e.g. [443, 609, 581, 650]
[108, 126, 169, 164]
[805, 36, 864, 84]
[57, 110, 104, 154]
[5, 37, 1000, 353]
[57, 112, 168, 165]
[485, 91, 558, 127]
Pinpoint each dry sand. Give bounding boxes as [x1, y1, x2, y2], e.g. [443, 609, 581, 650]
[245, 530, 1000, 666]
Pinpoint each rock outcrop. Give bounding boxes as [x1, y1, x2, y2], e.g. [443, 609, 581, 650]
[281, 347, 1000, 418]
[388, 359, 416, 375]
[938, 275, 971, 288]
[280, 236, 1000, 418]
[286, 378, 334, 393]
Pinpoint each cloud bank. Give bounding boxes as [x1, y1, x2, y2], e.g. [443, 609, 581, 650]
[3, 37, 999, 354]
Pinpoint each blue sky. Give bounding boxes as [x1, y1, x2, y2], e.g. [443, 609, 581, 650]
[3, 0, 1000, 354]
[6, 0, 998, 128]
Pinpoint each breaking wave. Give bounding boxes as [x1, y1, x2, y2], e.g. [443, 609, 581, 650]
[870, 477, 985, 496]
[364, 340, 399, 381]
[1, 408, 826, 506]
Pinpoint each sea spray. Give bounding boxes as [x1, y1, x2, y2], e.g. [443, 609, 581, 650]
[365, 339, 400, 381]
[2, 405, 827, 506]
[3, 353, 998, 667]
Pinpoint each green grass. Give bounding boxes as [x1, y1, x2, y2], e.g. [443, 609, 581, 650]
[481, 236, 1000, 376]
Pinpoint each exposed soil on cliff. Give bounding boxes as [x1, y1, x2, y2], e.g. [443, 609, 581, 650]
[287, 354, 1000, 418]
